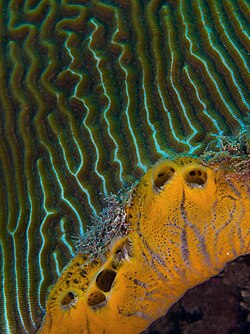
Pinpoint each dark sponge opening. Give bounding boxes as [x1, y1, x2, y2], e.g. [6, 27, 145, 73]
[96, 269, 116, 292]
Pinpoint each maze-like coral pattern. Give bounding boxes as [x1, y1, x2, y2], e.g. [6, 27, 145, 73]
[0, 1, 249, 333]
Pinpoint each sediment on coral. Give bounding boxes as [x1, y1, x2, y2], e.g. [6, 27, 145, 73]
[73, 183, 137, 264]
[201, 117, 250, 160]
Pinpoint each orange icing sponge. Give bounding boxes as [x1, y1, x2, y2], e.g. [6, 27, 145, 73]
[38, 157, 250, 334]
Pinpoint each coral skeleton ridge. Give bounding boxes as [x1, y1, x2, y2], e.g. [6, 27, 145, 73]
[39, 157, 250, 334]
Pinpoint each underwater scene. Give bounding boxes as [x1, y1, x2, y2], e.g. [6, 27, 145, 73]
[0, 0, 249, 333]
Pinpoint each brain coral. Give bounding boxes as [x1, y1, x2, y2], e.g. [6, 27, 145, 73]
[0, 0, 249, 333]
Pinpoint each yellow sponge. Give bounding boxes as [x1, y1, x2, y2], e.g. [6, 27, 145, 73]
[38, 157, 250, 334]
